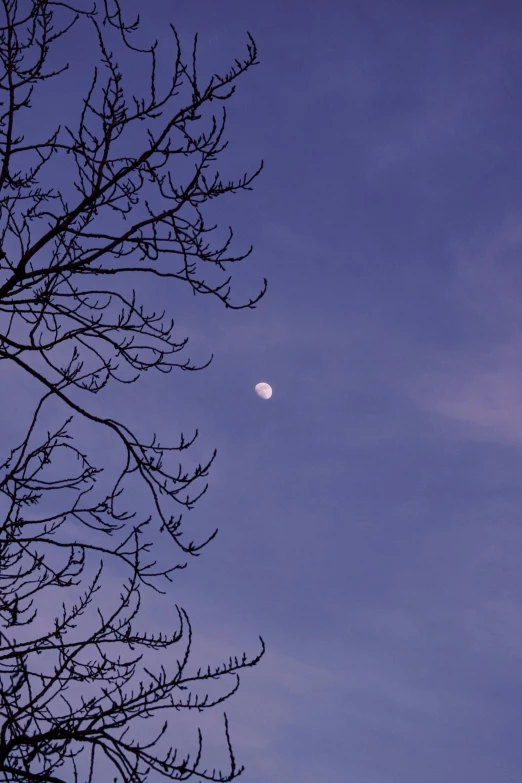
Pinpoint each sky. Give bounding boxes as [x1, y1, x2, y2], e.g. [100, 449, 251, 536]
[2, 1, 522, 781]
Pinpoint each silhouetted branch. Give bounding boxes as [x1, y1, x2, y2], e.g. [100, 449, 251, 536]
[0, 1, 266, 780]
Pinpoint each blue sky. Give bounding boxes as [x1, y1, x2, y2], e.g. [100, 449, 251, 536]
[3, 1, 522, 781]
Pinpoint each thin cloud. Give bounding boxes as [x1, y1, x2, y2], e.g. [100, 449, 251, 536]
[413, 212, 522, 444]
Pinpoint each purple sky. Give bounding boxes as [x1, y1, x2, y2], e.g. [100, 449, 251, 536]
[3, 1, 522, 781]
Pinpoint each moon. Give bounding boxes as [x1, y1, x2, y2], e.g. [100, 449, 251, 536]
[255, 382, 272, 400]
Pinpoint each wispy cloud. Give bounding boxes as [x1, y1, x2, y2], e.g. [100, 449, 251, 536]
[412, 212, 522, 444]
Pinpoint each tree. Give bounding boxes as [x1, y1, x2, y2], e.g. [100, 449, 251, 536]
[0, 2, 266, 781]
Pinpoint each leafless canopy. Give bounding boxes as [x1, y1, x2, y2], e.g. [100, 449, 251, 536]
[0, 1, 266, 781]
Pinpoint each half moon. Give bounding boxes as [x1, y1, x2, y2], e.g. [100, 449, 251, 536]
[255, 382, 272, 400]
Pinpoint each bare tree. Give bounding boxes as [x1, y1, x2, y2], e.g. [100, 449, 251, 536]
[0, 1, 266, 781]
